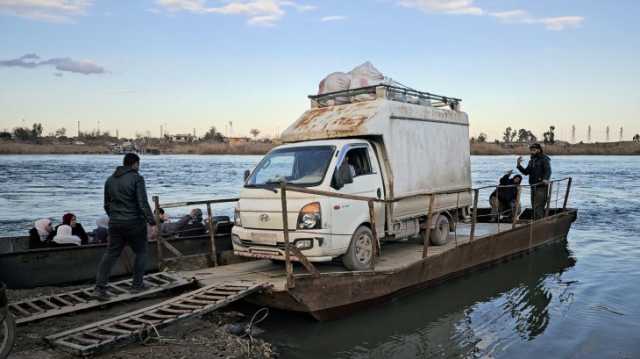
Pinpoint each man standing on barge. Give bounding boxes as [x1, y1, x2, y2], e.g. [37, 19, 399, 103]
[94, 153, 156, 300]
[517, 143, 552, 220]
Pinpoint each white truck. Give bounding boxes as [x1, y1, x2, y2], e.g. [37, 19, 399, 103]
[231, 85, 472, 270]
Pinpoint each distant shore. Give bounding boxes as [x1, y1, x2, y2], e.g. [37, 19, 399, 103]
[1, 140, 639, 155]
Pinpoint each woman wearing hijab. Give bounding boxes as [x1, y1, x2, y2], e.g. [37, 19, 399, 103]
[51, 225, 82, 247]
[28, 218, 53, 249]
[50, 213, 89, 245]
[92, 216, 109, 244]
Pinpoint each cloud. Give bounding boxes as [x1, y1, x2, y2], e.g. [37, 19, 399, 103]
[0, 54, 107, 75]
[399, 1, 584, 30]
[155, 0, 314, 26]
[321, 15, 346, 22]
[0, 0, 92, 22]
[399, 0, 483, 16]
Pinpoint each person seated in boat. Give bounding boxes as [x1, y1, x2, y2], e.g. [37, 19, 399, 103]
[91, 216, 109, 244]
[50, 224, 82, 247]
[28, 218, 53, 249]
[489, 171, 522, 222]
[49, 213, 89, 245]
[159, 208, 205, 237]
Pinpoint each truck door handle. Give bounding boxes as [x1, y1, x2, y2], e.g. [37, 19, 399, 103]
[377, 188, 382, 199]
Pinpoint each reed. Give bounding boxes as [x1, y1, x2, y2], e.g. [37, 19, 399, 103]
[471, 141, 640, 155]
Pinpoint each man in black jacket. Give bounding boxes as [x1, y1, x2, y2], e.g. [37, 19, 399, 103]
[489, 171, 522, 221]
[94, 153, 156, 300]
[517, 143, 552, 220]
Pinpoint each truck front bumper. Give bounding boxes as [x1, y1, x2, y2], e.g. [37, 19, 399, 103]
[231, 226, 335, 262]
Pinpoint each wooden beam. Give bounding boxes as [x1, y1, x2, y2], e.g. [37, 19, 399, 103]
[288, 246, 320, 278]
[280, 182, 294, 289]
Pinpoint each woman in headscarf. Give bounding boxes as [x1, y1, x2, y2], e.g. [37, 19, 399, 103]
[51, 224, 82, 247]
[92, 216, 109, 244]
[49, 213, 89, 245]
[28, 218, 53, 249]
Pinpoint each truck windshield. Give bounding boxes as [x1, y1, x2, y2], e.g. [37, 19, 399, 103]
[246, 146, 335, 187]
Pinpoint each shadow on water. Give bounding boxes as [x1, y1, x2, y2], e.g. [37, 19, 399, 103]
[258, 240, 577, 359]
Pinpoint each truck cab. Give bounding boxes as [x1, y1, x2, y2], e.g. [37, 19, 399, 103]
[232, 85, 472, 270]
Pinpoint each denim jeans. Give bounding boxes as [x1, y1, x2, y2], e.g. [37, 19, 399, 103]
[95, 222, 148, 290]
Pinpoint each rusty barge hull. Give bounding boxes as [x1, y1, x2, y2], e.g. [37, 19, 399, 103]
[241, 209, 577, 320]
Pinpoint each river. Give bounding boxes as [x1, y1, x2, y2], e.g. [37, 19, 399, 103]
[1, 154, 639, 358]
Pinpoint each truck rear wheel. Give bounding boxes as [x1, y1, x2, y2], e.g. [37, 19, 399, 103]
[343, 226, 374, 271]
[430, 214, 450, 246]
[0, 311, 15, 359]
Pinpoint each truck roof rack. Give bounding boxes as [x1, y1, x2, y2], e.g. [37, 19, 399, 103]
[308, 84, 462, 110]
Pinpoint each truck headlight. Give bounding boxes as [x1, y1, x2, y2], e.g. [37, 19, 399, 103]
[297, 202, 321, 229]
[234, 207, 242, 226]
[293, 239, 313, 250]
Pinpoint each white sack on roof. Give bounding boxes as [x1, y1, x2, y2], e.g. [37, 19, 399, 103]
[349, 61, 388, 101]
[318, 72, 352, 105]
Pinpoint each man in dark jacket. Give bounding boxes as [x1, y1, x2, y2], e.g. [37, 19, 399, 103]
[94, 153, 156, 300]
[517, 143, 552, 220]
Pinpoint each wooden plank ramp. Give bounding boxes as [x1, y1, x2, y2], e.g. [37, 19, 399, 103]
[44, 280, 271, 357]
[9, 272, 191, 325]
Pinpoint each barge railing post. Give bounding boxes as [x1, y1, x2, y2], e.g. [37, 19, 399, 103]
[469, 189, 479, 242]
[422, 194, 435, 258]
[152, 195, 163, 269]
[496, 185, 500, 233]
[280, 182, 294, 289]
[206, 203, 218, 267]
[563, 177, 572, 210]
[545, 182, 553, 218]
[368, 200, 380, 266]
[512, 186, 521, 229]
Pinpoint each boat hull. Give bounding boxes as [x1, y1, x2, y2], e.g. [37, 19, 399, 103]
[249, 208, 578, 320]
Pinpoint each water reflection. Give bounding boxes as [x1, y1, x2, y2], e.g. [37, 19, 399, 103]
[261, 240, 576, 359]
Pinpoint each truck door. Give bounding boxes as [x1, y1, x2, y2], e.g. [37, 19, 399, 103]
[331, 144, 385, 238]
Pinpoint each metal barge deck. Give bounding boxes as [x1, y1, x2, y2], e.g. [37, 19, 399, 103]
[185, 208, 577, 320]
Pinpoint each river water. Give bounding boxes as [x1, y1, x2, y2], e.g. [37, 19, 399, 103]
[1, 155, 639, 358]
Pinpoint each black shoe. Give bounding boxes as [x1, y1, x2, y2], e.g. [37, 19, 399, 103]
[92, 289, 110, 302]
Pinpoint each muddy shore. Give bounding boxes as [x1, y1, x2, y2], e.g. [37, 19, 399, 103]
[6, 285, 277, 359]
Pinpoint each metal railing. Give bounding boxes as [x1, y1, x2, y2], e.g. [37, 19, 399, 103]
[277, 177, 573, 288]
[151, 196, 238, 268]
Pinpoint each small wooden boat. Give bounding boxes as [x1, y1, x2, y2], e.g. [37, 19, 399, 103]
[0, 221, 233, 289]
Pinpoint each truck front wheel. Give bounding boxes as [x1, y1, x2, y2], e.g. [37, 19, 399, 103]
[343, 226, 375, 271]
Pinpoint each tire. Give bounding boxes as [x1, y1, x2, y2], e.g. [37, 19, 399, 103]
[342, 226, 375, 271]
[430, 214, 450, 246]
[0, 311, 15, 359]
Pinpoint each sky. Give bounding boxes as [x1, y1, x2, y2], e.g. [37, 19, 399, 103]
[0, 0, 639, 142]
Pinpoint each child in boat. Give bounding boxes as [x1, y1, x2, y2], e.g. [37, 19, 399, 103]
[92, 216, 109, 244]
[51, 224, 82, 246]
[49, 213, 89, 245]
[28, 218, 53, 249]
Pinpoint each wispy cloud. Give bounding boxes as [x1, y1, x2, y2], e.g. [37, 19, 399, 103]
[0, 0, 92, 22]
[321, 15, 346, 22]
[155, 0, 315, 26]
[399, 0, 584, 30]
[0, 54, 107, 75]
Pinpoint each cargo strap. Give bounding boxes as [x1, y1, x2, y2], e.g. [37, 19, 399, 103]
[9, 272, 191, 325]
[45, 280, 270, 356]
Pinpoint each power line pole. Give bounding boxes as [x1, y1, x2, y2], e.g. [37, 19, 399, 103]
[606, 126, 610, 142]
[620, 126, 623, 141]
[77, 121, 80, 137]
[587, 125, 591, 142]
[571, 125, 576, 143]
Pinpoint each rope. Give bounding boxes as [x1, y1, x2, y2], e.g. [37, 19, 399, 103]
[242, 307, 270, 357]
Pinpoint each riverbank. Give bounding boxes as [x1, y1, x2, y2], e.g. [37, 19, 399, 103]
[1, 140, 639, 155]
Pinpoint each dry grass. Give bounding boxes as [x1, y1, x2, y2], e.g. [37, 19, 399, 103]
[164, 142, 275, 155]
[471, 141, 640, 155]
[0, 142, 110, 154]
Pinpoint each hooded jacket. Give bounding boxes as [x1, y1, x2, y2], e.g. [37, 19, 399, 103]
[517, 153, 552, 186]
[104, 166, 155, 225]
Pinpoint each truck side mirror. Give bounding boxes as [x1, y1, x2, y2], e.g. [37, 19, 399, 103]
[332, 160, 353, 190]
[243, 169, 251, 182]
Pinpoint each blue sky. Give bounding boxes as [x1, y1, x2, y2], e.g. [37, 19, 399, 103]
[1, 0, 638, 141]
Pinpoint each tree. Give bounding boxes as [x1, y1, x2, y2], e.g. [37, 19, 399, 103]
[634, 134, 640, 142]
[543, 125, 556, 144]
[203, 126, 224, 142]
[517, 128, 537, 143]
[31, 123, 43, 138]
[477, 133, 487, 143]
[503, 127, 513, 143]
[250, 128, 260, 139]
[0, 131, 11, 140]
[13, 127, 32, 141]
[55, 127, 67, 137]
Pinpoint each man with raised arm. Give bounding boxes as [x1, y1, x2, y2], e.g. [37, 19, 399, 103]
[517, 143, 552, 220]
[94, 153, 156, 300]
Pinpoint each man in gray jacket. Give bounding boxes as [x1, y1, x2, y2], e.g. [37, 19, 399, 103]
[94, 153, 156, 300]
